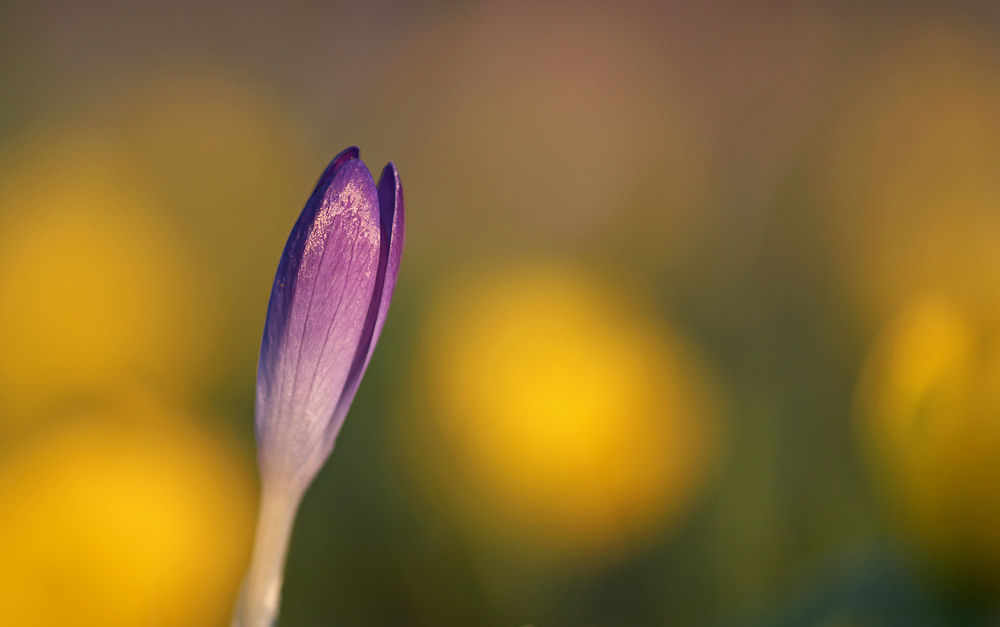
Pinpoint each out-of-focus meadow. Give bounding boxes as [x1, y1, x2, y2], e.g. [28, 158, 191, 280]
[4, 1, 1000, 625]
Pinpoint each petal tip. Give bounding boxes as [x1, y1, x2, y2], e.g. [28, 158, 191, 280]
[376, 162, 401, 228]
[312, 146, 361, 197]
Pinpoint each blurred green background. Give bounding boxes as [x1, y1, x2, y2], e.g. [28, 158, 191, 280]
[3, 1, 1000, 626]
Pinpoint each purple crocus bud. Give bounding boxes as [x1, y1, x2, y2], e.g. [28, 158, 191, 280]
[232, 147, 404, 627]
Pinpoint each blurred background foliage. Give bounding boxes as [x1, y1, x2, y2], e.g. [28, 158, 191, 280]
[2, 1, 1000, 626]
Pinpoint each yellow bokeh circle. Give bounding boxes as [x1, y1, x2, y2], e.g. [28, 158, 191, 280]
[855, 293, 1000, 588]
[0, 149, 209, 422]
[417, 262, 723, 561]
[0, 401, 255, 627]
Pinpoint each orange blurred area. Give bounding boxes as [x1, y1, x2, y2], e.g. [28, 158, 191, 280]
[435, 2, 708, 244]
[826, 24, 1000, 326]
[367, 0, 713, 273]
[0, 396, 255, 627]
[409, 261, 724, 565]
[855, 294, 1000, 589]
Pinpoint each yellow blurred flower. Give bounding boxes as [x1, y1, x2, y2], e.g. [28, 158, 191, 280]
[0, 399, 255, 627]
[855, 293, 1000, 588]
[412, 261, 723, 563]
[0, 137, 211, 423]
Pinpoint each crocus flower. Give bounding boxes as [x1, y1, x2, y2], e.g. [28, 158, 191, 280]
[232, 147, 404, 627]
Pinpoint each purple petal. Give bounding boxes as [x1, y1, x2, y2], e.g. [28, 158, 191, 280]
[255, 152, 383, 490]
[323, 162, 405, 444]
[374, 163, 405, 357]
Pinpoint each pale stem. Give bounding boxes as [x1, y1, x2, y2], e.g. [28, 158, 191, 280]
[231, 479, 305, 627]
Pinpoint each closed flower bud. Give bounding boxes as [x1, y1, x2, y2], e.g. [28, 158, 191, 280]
[232, 147, 404, 627]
